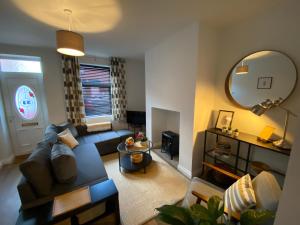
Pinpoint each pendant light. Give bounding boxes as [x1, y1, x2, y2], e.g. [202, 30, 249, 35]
[56, 9, 85, 56]
[235, 60, 248, 75]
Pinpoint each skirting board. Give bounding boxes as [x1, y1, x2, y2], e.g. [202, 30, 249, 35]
[177, 164, 192, 179]
[0, 155, 14, 169]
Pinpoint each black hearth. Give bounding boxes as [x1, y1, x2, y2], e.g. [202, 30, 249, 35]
[161, 131, 179, 160]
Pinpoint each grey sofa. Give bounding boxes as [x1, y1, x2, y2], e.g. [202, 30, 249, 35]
[17, 123, 133, 209]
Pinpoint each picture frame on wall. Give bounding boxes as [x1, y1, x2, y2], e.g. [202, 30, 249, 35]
[215, 110, 235, 130]
[257, 76, 273, 89]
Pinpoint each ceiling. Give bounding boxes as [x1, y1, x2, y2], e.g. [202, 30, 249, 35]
[0, 0, 292, 60]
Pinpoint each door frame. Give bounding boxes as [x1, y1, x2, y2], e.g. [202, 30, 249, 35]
[0, 72, 49, 155]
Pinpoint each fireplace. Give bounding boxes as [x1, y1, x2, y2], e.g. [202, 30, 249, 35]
[161, 131, 179, 160]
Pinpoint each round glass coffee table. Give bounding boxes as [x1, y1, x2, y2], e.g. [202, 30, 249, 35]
[117, 141, 153, 173]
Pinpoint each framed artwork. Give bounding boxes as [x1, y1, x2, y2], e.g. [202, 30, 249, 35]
[215, 110, 234, 130]
[257, 77, 273, 89]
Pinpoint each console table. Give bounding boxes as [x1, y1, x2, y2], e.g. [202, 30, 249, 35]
[202, 128, 290, 179]
[16, 179, 120, 225]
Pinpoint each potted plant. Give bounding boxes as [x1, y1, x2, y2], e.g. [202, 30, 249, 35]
[156, 195, 274, 225]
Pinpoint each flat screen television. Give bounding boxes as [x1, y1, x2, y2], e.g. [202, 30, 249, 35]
[126, 111, 146, 125]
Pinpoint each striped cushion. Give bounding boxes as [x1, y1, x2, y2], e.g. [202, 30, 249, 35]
[224, 174, 256, 213]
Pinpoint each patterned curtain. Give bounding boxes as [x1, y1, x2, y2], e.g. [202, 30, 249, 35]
[110, 57, 127, 121]
[61, 55, 85, 125]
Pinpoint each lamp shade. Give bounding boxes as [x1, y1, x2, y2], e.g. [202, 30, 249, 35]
[56, 30, 85, 56]
[235, 65, 248, 75]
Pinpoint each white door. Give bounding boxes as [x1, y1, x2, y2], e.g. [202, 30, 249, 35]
[1, 74, 47, 155]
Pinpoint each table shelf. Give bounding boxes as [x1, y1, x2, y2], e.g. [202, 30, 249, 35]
[202, 128, 290, 183]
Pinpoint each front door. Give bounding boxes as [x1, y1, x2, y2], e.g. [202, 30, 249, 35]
[1, 74, 47, 155]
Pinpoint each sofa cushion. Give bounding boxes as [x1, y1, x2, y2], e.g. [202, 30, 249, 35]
[58, 122, 79, 138]
[58, 129, 79, 149]
[97, 131, 120, 142]
[51, 144, 108, 195]
[252, 171, 281, 211]
[51, 143, 77, 184]
[115, 129, 134, 140]
[45, 124, 60, 134]
[19, 145, 53, 197]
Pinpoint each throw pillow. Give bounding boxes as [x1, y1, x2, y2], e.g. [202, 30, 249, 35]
[58, 122, 79, 138]
[252, 171, 281, 211]
[224, 174, 256, 213]
[51, 143, 77, 183]
[19, 145, 53, 196]
[58, 128, 79, 149]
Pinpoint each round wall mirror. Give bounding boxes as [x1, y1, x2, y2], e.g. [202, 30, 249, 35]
[225, 50, 298, 108]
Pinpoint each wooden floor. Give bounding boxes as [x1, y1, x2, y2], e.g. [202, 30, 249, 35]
[0, 162, 22, 225]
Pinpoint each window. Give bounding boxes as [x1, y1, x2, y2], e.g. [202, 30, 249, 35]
[15, 85, 38, 120]
[80, 64, 112, 117]
[0, 55, 42, 73]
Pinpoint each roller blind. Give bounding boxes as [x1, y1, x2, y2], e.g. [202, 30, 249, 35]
[79, 64, 112, 117]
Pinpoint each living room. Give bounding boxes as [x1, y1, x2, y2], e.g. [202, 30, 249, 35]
[0, 1, 299, 225]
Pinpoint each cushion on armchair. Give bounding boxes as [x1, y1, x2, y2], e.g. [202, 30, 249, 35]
[224, 174, 256, 213]
[252, 171, 281, 211]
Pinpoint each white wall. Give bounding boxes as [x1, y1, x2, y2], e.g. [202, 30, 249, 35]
[146, 24, 199, 176]
[126, 59, 145, 111]
[145, 23, 219, 177]
[0, 88, 13, 167]
[275, 122, 300, 225]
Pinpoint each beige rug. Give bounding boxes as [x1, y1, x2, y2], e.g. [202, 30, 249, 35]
[102, 152, 189, 225]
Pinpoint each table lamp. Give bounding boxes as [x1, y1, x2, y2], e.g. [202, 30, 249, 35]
[251, 98, 297, 150]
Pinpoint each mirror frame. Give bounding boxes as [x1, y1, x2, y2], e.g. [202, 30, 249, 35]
[225, 50, 298, 109]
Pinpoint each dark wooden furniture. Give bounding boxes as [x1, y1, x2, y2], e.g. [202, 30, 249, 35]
[16, 179, 120, 225]
[117, 142, 152, 173]
[202, 128, 290, 179]
[161, 131, 179, 160]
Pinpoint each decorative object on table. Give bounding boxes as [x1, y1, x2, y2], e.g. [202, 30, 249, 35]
[257, 76, 273, 89]
[156, 195, 274, 225]
[233, 129, 239, 137]
[221, 127, 228, 133]
[225, 50, 297, 109]
[227, 127, 233, 135]
[215, 110, 234, 130]
[251, 98, 298, 149]
[125, 137, 134, 147]
[52, 186, 91, 217]
[130, 153, 143, 164]
[134, 131, 148, 145]
[210, 141, 231, 158]
[250, 161, 271, 176]
[257, 125, 275, 142]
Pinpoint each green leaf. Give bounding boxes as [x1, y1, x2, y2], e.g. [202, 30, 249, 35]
[240, 209, 275, 225]
[157, 214, 189, 225]
[207, 196, 224, 221]
[156, 205, 194, 225]
[190, 204, 210, 222]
